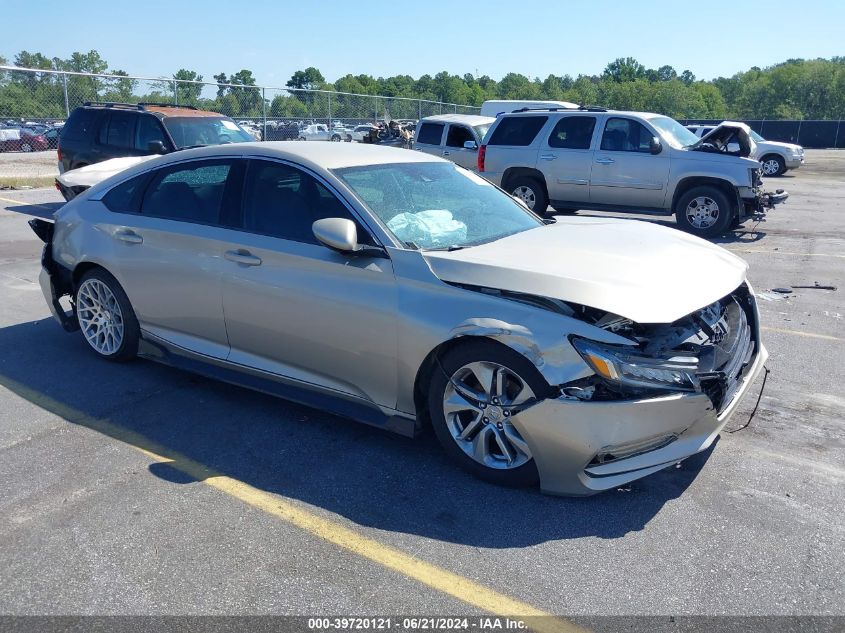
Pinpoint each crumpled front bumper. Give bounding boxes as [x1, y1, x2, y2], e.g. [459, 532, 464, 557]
[512, 343, 768, 496]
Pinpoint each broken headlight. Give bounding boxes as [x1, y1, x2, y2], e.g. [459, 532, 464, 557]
[571, 337, 699, 393]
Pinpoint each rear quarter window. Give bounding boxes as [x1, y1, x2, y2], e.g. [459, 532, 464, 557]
[488, 116, 548, 146]
[416, 123, 445, 146]
[61, 109, 100, 141]
[103, 173, 149, 213]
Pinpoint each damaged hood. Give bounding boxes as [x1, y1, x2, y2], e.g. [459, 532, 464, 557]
[694, 121, 756, 157]
[56, 155, 157, 189]
[423, 218, 748, 324]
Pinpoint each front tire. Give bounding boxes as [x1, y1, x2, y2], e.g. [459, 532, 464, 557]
[508, 176, 549, 216]
[674, 186, 733, 238]
[75, 268, 140, 362]
[428, 340, 552, 487]
[760, 154, 786, 177]
[21, 143, 33, 152]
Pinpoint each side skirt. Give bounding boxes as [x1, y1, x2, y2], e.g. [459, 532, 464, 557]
[137, 335, 418, 438]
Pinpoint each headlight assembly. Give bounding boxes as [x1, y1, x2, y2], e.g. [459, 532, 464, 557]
[571, 337, 699, 392]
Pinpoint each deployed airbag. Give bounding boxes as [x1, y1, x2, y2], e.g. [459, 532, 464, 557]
[387, 209, 467, 248]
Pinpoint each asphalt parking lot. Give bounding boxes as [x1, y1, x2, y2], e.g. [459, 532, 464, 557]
[0, 151, 843, 625]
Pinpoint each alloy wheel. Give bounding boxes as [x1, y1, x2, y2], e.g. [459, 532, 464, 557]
[685, 196, 720, 229]
[512, 185, 536, 210]
[77, 278, 125, 356]
[761, 158, 780, 176]
[442, 361, 535, 470]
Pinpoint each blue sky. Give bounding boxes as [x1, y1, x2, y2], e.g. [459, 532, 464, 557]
[2, 0, 843, 85]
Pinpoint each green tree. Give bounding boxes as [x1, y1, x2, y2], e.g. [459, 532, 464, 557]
[174, 69, 204, 104]
[286, 67, 325, 90]
[497, 73, 541, 99]
[102, 69, 137, 103]
[603, 57, 646, 82]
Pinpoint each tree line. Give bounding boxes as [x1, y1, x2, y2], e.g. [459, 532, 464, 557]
[2, 50, 844, 121]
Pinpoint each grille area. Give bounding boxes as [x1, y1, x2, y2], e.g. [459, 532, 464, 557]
[697, 294, 756, 412]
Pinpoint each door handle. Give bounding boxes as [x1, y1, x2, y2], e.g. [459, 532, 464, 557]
[539, 154, 558, 161]
[114, 229, 143, 244]
[595, 157, 615, 165]
[224, 249, 262, 266]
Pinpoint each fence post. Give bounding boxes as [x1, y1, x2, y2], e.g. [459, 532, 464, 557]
[328, 91, 332, 126]
[418, 100, 422, 120]
[796, 118, 802, 144]
[62, 73, 70, 116]
[835, 118, 842, 149]
[172, 79, 178, 106]
[262, 87, 267, 141]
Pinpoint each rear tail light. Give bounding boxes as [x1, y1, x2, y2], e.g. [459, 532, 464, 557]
[477, 144, 486, 172]
[57, 144, 62, 162]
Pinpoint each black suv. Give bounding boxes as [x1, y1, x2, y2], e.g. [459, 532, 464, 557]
[58, 102, 254, 174]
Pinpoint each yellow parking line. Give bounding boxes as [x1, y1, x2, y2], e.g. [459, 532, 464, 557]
[761, 326, 844, 342]
[0, 194, 56, 211]
[0, 373, 583, 633]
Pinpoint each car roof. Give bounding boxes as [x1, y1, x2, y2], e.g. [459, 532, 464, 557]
[500, 109, 666, 120]
[80, 103, 227, 118]
[420, 114, 496, 126]
[87, 142, 445, 199]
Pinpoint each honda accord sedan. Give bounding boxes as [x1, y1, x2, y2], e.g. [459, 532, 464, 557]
[32, 142, 767, 495]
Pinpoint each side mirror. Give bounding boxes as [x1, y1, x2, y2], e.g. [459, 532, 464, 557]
[148, 140, 167, 154]
[649, 136, 662, 155]
[463, 140, 478, 150]
[313, 217, 358, 252]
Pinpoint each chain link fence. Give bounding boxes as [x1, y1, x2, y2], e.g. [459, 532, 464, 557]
[0, 65, 480, 127]
[0, 65, 481, 185]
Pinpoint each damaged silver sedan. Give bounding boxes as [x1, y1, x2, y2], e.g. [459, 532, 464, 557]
[32, 142, 767, 495]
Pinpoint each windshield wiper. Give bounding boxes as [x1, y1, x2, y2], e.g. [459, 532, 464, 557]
[424, 244, 469, 252]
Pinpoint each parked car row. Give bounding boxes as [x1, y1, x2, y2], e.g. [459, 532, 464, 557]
[0, 118, 64, 152]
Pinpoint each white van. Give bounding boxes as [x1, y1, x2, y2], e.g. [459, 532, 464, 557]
[480, 100, 579, 118]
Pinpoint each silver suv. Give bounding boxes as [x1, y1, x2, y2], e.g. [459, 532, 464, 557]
[479, 108, 788, 238]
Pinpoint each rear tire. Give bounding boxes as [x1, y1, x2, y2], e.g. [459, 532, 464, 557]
[674, 186, 734, 239]
[428, 340, 552, 488]
[21, 143, 33, 153]
[508, 176, 549, 216]
[75, 268, 140, 362]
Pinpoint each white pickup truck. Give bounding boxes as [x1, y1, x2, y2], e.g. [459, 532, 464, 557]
[298, 124, 343, 142]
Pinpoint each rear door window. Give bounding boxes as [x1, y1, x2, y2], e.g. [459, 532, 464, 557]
[416, 123, 445, 146]
[140, 159, 237, 225]
[446, 125, 475, 148]
[487, 116, 548, 146]
[548, 116, 596, 149]
[98, 111, 136, 150]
